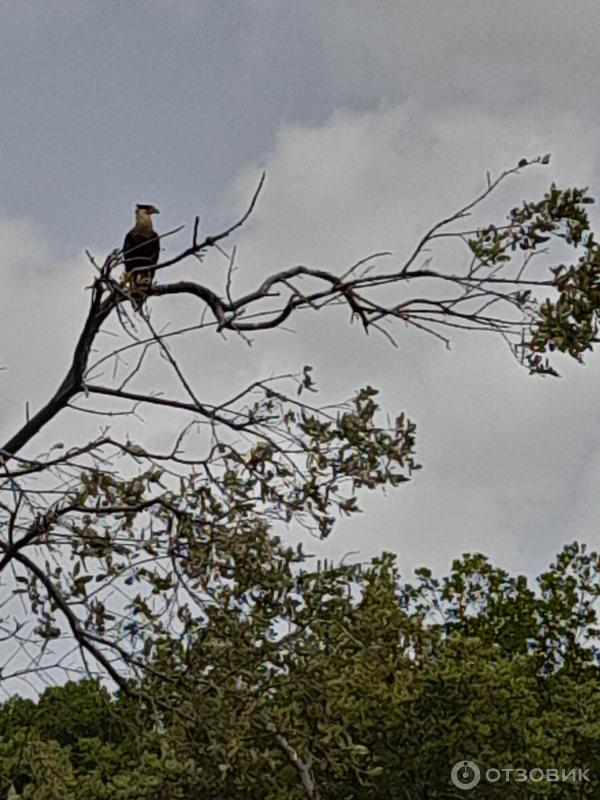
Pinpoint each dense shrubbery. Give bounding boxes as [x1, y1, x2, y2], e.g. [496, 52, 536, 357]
[2, 542, 599, 799]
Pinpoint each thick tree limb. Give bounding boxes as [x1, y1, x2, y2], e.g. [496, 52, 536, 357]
[0, 282, 114, 463]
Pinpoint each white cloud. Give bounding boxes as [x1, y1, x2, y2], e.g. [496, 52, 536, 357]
[0, 219, 87, 436]
[222, 99, 600, 576]
[228, 101, 599, 273]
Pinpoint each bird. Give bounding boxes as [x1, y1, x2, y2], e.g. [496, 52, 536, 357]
[122, 204, 160, 310]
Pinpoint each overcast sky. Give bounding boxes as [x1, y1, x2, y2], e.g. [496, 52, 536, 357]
[3, 0, 600, 581]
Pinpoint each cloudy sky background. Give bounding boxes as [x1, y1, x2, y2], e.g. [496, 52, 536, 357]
[2, 0, 600, 582]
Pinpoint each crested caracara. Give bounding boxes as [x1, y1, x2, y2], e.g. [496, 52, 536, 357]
[123, 204, 160, 310]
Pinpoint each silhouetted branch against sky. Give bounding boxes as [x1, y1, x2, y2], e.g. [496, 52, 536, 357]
[2, 150, 600, 689]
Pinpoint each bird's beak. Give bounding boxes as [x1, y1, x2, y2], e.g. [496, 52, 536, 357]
[152, 207, 160, 214]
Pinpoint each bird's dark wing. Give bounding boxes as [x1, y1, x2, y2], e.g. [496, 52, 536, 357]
[146, 232, 159, 268]
[123, 230, 160, 274]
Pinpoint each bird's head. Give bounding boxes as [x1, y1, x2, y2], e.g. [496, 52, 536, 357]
[135, 204, 160, 223]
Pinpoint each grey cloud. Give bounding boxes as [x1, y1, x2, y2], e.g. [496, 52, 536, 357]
[2, 1, 600, 586]
[312, 1, 600, 114]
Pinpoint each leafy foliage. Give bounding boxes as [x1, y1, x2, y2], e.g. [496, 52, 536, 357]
[466, 181, 600, 374]
[2, 543, 600, 798]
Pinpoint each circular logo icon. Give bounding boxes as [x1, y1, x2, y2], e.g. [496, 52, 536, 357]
[451, 760, 481, 791]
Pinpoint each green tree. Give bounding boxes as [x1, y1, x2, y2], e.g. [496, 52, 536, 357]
[2, 544, 600, 798]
